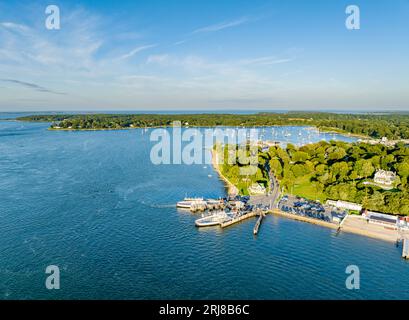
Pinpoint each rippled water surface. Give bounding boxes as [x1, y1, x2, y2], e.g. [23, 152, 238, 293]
[1, 119, 408, 300]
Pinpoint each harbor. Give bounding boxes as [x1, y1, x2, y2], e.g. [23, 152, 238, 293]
[176, 192, 343, 234]
[176, 160, 283, 233]
[177, 193, 409, 259]
[177, 195, 271, 230]
[3, 118, 409, 300]
[177, 170, 409, 259]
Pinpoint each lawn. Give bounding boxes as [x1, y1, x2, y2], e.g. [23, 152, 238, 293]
[289, 174, 327, 203]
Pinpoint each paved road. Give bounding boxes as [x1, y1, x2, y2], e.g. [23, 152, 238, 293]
[269, 174, 281, 208]
[249, 166, 281, 209]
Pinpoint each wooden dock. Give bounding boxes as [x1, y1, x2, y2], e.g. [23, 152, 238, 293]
[220, 211, 259, 228]
[403, 238, 409, 259]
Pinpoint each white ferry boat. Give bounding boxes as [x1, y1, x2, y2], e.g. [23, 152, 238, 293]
[176, 197, 205, 209]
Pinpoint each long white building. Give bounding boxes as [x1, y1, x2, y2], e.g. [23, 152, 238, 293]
[326, 200, 362, 212]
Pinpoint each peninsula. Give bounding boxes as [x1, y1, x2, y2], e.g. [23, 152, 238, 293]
[212, 140, 409, 243]
[215, 140, 409, 215]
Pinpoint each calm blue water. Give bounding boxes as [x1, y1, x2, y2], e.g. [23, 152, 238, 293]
[1, 120, 408, 300]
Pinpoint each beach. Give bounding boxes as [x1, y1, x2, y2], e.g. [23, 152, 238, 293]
[340, 215, 409, 243]
[210, 149, 239, 196]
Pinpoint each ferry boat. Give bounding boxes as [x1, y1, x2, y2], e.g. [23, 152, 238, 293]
[195, 211, 232, 227]
[176, 197, 205, 209]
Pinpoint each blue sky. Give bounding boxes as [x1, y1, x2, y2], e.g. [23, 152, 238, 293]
[0, 0, 408, 111]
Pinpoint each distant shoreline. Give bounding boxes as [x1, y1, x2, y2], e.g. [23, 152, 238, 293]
[18, 111, 409, 140]
[17, 120, 372, 140]
[317, 127, 369, 139]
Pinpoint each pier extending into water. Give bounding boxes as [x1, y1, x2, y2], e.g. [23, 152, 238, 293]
[220, 210, 259, 228]
[403, 238, 409, 259]
[253, 211, 265, 235]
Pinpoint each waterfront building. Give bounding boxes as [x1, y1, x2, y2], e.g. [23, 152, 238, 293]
[362, 210, 398, 228]
[397, 216, 409, 230]
[326, 200, 362, 212]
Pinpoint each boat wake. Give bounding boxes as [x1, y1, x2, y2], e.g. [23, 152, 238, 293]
[150, 204, 176, 208]
[136, 199, 175, 209]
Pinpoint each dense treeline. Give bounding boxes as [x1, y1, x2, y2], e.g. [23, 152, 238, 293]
[218, 144, 271, 196]
[17, 112, 409, 139]
[267, 141, 408, 215]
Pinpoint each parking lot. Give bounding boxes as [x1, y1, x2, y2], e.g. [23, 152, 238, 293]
[278, 195, 347, 224]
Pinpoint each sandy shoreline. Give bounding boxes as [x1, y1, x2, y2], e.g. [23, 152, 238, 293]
[271, 209, 339, 230]
[340, 215, 408, 243]
[210, 149, 238, 196]
[317, 127, 370, 139]
[272, 209, 409, 243]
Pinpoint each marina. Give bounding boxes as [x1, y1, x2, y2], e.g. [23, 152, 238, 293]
[177, 195, 266, 229]
[178, 187, 409, 259]
[179, 197, 268, 231]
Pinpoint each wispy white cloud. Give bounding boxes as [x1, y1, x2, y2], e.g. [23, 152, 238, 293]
[146, 54, 170, 65]
[239, 56, 294, 66]
[0, 9, 106, 74]
[0, 21, 30, 32]
[146, 54, 209, 69]
[146, 53, 294, 73]
[192, 17, 248, 34]
[0, 6, 299, 110]
[117, 44, 157, 60]
[174, 16, 257, 47]
[173, 39, 188, 46]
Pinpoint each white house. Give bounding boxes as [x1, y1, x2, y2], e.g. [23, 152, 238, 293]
[374, 170, 397, 186]
[248, 183, 266, 195]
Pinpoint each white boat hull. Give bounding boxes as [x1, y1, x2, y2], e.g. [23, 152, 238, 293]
[195, 212, 232, 227]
